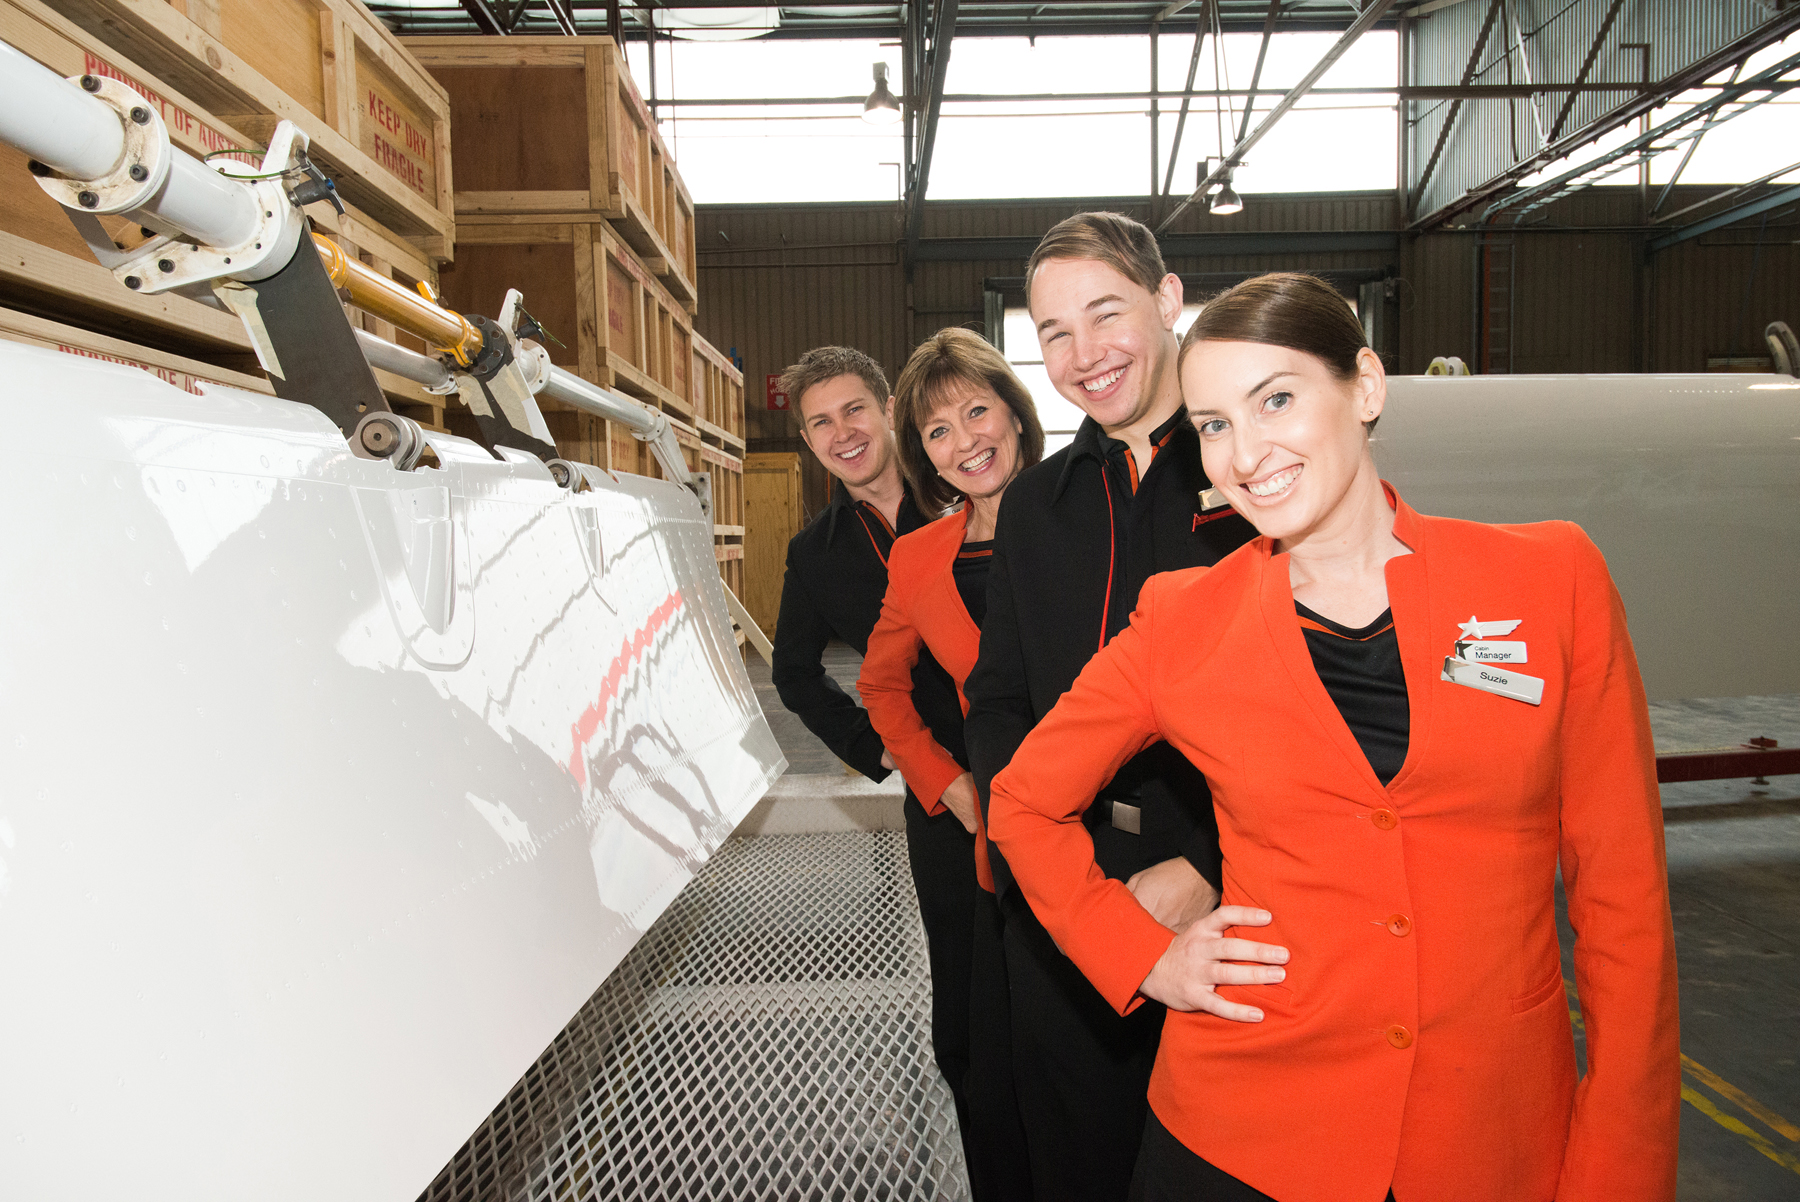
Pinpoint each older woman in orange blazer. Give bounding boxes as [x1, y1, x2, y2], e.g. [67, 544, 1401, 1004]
[987, 274, 1679, 1202]
[860, 327, 1045, 1201]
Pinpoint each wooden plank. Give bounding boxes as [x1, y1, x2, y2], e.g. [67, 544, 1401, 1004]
[743, 452, 803, 635]
[219, 0, 323, 119]
[404, 38, 587, 69]
[574, 222, 600, 390]
[0, 305, 269, 393]
[457, 191, 592, 213]
[318, 10, 355, 137]
[454, 223, 577, 245]
[584, 42, 611, 210]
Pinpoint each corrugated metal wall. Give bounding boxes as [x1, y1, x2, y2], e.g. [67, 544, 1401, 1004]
[698, 185, 1800, 510]
[1405, 0, 1773, 221]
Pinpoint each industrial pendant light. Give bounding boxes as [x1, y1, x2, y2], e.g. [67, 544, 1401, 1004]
[863, 62, 901, 125]
[1210, 169, 1244, 216]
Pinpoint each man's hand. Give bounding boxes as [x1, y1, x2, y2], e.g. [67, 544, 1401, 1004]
[1137, 905, 1288, 1019]
[880, 749, 895, 771]
[1126, 856, 1220, 934]
[938, 772, 979, 834]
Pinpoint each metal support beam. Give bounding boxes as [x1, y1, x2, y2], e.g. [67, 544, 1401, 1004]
[543, 0, 577, 36]
[460, 0, 508, 36]
[1651, 61, 1744, 216]
[1410, 0, 1504, 212]
[1546, 0, 1626, 142]
[1481, 48, 1800, 226]
[1158, 0, 1398, 232]
[1235, 0, 1282, 145]
[1648, 183, 1800, 253]
[1415, 5, 1800, 229]
[1159, 3, 1211, 202]
[904, 0, 960, 268]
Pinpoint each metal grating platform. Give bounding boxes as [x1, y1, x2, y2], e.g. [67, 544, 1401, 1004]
[419, 831, 970, 1202]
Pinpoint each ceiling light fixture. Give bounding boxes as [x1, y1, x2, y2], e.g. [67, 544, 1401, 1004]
[1210, 175, 1244, 216]
[649, 5, 779, 42]
[863, 62, 901, 125]
[1203, 160, 1245, 216]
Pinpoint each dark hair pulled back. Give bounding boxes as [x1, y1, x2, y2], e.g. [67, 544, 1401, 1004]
[1178, 272, 1377, 430]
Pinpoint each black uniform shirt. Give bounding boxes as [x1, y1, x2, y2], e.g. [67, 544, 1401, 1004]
[1295, 602, 1410, 785]
[772, 481, 965, 783]
[965, 409, 1258, 897]
[952, 539, 994, 627]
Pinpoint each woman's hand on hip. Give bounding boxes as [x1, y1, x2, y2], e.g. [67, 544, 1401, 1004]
[1137, 905, 1288, 1020]
[938, 773, 980, 834]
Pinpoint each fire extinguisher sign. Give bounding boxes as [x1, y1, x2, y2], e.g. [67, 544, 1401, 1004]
[766, 374, 789, 411]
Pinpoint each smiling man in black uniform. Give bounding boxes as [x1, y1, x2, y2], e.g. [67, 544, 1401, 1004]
[963, 213, 1257, 1202]
[768, 345, 981, 1176]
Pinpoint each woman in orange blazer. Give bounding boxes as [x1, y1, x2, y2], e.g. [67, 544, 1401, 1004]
[860, 328, 1045, 1202]
[987, 274, 1679, 1202]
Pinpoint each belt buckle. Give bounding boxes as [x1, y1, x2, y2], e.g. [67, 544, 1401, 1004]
[1110, 801, 1141, 835]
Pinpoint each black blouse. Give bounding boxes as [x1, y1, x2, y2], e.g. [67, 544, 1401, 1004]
[952, 539, 994, 627]
[1294, 601, 1411, 786]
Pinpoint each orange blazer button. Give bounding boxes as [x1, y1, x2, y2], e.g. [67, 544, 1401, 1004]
[1385, 1024, 1414, 1049]
[1370, 808, 1399, 830]
[1386, 914, 1413, 937]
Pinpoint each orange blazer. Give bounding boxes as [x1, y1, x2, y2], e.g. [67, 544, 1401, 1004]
[988, 489, 1679, 1202]
[859, 505, 995, 891]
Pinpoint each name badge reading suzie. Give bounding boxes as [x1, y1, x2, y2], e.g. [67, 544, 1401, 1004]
[1442, 615, 1544, 705]
[1441, 656, 1545, 705]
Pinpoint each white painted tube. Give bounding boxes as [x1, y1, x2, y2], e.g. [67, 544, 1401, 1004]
[0, 38, 260, 250]
[146, 151, 264, 250]
[353, 327, 452, 391]
[539, 363, 658, 436]
[0, 40, 124, 180]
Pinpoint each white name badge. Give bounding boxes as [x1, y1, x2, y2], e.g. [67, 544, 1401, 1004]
[1441, 656, 1545, 706]
[1455, 639, 1528, 664]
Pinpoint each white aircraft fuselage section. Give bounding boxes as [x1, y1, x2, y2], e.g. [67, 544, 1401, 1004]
[0, 341, 784, 1200]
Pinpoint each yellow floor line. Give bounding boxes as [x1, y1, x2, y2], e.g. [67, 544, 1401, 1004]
[1682, 1054, 1800, 1143]
[1681, 1086, 1800, 1176]
[1563, 978, 1800, 1173]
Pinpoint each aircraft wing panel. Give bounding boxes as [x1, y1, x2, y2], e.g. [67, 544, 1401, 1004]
[0, 341, 785, 1200]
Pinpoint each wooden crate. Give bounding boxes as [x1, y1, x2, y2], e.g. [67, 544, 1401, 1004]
[690, 333, 746, 454]
[402, 35, 697, 311]
[442, 219, 693, 426]
[49, 0, 455, 261]
[743, 452, 804, 638]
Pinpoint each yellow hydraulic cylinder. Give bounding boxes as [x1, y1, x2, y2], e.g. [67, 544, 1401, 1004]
[311, 233, 483, 366]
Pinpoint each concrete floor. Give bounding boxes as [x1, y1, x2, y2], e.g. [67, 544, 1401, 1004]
[750, 644, 1800, 1198]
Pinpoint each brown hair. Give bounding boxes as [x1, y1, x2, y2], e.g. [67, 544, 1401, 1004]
[780, 345, 890, 425]
[1026, 211, 1169, 304]
[1178, 272, 1378, 431]
[892, 327, 1046, 513]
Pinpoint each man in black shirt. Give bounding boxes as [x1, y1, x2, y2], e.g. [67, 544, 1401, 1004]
[964, 214, 1257, 1201]
[768, 346, 980, 1174]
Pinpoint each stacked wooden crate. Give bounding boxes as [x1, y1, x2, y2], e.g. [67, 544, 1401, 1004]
[404, 35, 746, 611]
[0, 0, 455, 415]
